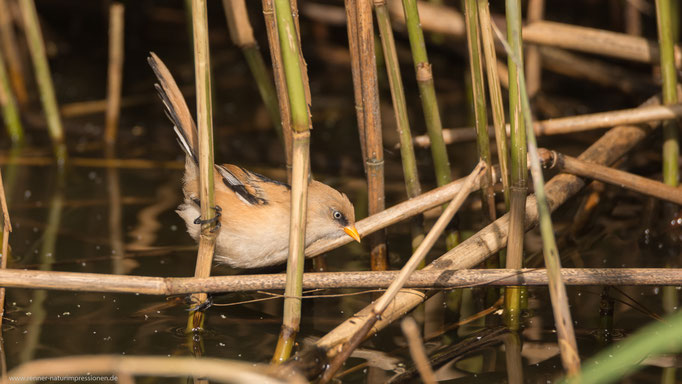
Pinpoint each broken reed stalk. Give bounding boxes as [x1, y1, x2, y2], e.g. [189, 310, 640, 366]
[503, 0, 526, 331]
[401, 317, 437, 384]
[373, 0, 424, 251]
[464, 0, 495, 226]
[18, 0, 67, 164]
[541, 149, 682, 206]
[525, 0, 544, 97]
[412, 103, 682, 146]
[506, 36, 580, 375]
[6, 268, 682, 294]
[5, 355, 307, 384]
[656, 0, 680, 189]
[353, 0, 387, 271]
[401, 0, 458, 249]
[0, 47, 23, 144]
[0, 0, 27, 105]
[262, 0, 294, 181]
[0, 170, 10, 321]
[222, 0, 283, 146]
[320, 162, 484, 382]
[477, 0, 509, 207]
[271, 0, 312, 364]
[104, 2, 125, 146]
[187, 0, 217, 332]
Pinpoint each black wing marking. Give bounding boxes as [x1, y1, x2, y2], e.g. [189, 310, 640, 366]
[215, 165, 267, 206]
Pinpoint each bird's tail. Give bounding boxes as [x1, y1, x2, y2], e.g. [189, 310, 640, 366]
[148, 52, 199, 165]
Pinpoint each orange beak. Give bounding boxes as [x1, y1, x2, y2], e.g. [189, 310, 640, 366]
[343, 226, 362, 243]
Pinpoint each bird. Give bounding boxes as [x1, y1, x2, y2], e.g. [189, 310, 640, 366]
[147, 53, 361, 269]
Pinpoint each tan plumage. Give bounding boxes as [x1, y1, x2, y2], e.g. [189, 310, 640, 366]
[148, 53, 360, 269]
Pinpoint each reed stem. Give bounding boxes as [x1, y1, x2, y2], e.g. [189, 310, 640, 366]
[477, 0, 510, 208]
[104, 3, 125, 147]
[464, 0, 495, 225]
[373, 0, 424, 251]
[0, 47, 23, 144]
[187, 0, 218, 332]
[271, 0, 312, 363]
[525, 0, 544, 97]
[401, 317, 437, 384]
[0, 169, 10, 321]
[401, 0, 458, 249]
[0, 0, 27, 105]
[18, 0, 67, 164]
[222, 0, 283, 145]
[350, 0, 387, 271]
[262, 0, 294, 181]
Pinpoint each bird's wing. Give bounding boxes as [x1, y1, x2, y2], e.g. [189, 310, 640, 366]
[215, 164, 278, 206]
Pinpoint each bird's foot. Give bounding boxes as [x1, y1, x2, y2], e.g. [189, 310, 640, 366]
[193, 205, 222, 232]
[186, 294, 214, 312]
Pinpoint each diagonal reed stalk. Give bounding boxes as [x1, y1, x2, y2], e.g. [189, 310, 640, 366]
[495, 18, 581, 376]
[271, 0, 312, 363]
[18, 0, 67, 164]
[104, 2, 125, 147]
[502, 0, 527, 331]
[0, 46, 23, 144]
[186, 0, 218, 333]
[222, 0, 283, 146]
[373, 0, 424, 252]
[401, 317, 437, 384]
[319, 162, 485, 382]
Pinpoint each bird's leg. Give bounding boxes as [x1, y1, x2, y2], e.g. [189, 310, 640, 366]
[193, 205, 222, 233]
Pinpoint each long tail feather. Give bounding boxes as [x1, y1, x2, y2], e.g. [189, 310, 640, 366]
[148, 52, 199, 165]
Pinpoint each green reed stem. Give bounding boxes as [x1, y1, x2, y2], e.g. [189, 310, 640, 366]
[272, 0, 311, 363]
[0, 49, 23, 144]
[463, 0, 495, 224]
[656, 0, 680, 188]
[562, 309, 682, 384]
[187, 0, 217, 333]
[18, 0, 67, 164]
[222, 0, 283, 145]
[401, 0, 458, 249]
[374, 0, 424, 251]
[501, 0, 527, 332]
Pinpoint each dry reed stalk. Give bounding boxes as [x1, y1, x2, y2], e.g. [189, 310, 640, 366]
[401, 317, 437, 384]
[522, 21, 682, 68]
[320, 163, 484, 382]
[478, 0, 510, 207]
[222, 0, 282, 144]
[18, 0, 67, 163]
[503, 0, 527, 331]
[354, 0, 387, 271]
[187, 0, 217, 331]
[61, 94, 152, 117]
[625, 0, 643, 36]
[0, 45, 22, 143]
[525, 0, 544, 97]
[262, 0, 293, 180]
[271, 0, 312, 363]
[5, 268, 682, 294]
[464, 0, 495, 226]
[4, 355, 307, 384]
[0, 155, 184, 169]
[387, 0, 465, 38]
[538, 46, 653, 95]
[0, 0, 27, 105]
[0, 170, 10, 321]
[104, 3, 124, 146]
[306, 98, 660, 373]
[541, 149, 682, 205]
[344, 0, 367, 167]
[412, 103, 682, 146]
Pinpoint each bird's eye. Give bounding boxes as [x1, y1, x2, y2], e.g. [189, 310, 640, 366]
[332, 210, 343, 220]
